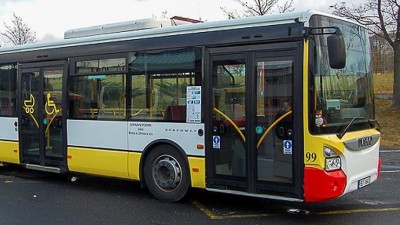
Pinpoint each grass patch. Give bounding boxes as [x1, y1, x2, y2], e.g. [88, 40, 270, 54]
[374, 73, 398, 148]
[374, 73, 393, 94]
[375, 99, 400, 149]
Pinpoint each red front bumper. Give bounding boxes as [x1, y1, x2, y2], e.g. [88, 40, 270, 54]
[304, 167, 347, 202]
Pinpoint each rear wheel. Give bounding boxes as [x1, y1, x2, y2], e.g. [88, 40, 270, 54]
[144, 145, 190, 202]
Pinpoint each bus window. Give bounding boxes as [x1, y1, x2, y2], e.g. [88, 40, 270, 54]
[129, 48, 201, 122]
[256, 59, 293, 183]
[0, 65, 17, 116]
[70, 74, 126, 119]
[212, 59, 246, 177]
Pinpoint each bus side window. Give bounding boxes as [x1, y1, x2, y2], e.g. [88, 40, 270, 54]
[129, 47, 201, 122]
[70, 74, 126, 120]
[0, 65, 17, 117]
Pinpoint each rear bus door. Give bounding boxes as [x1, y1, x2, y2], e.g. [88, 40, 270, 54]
[18, 61, 67, 172]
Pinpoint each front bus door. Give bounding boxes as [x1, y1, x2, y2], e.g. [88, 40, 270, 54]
[207, 44, 303, 200]
[18, 62, 67, 172]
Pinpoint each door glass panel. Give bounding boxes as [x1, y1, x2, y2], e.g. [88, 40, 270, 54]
[20, 65, 65, 166]
[21, 70, 41, 160]
[256, 59, 293, 183]
[212, 59, 246, 178]
[44, 69, 63, 158]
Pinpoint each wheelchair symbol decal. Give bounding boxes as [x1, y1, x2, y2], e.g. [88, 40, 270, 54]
[45, 93, 60, 115]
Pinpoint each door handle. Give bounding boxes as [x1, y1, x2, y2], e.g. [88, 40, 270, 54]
[21, 117, 29, 126]
[278, 127, 285, 137]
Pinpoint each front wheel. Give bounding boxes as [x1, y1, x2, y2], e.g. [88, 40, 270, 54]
[144, 145, 190, 202]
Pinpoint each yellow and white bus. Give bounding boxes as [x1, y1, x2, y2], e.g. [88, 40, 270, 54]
[0, 11, 381, 202]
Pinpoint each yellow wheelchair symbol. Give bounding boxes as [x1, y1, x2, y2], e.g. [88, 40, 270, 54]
[45, 93, 60, 115]
[23, 94, 35, 114]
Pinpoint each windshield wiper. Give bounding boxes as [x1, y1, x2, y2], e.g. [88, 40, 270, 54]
[337, 117, 364, 140]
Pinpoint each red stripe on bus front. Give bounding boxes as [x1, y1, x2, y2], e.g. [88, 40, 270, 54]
[304, 167, 346, 202]
[377, 158, 382, 179]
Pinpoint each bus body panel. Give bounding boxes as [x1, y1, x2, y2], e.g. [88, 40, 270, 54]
[67, 146, 129, 179]
[0, 117, 18, 141]
[303, 129, 380, 202]
[127, 122, 205, 157]
[67, 120, 205, 183]
[304, 167, 346, 202]
[341, 130, 380, 195]
[128, 152, 141, 180]
[67, 120, 128, 150]
[0, 140, 19, 164]
[188, 157, 206, 188]
[0, 117, 19, 164]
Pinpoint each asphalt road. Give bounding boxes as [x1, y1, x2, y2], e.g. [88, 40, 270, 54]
[0, 150, 399, 225]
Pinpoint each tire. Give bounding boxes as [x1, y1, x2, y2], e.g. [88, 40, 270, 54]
[144, 144, 190, 202]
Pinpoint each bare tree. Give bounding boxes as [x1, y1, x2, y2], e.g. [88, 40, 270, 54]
[221, 0, 294, 19]
[371, 34, 394, 74]
[1, 13, 37, 45]
[330, 0, 400, 110]
[277, 0, 294, 13]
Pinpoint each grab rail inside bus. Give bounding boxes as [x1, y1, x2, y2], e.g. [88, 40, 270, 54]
[213, 107, 246, 142]
[256, 110, 292, 149]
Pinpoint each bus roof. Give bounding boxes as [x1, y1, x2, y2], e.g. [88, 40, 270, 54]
[64, 18, 192, 39]
[0, 10, 356, 57]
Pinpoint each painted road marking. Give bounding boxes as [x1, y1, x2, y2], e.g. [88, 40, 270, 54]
[317, 207, 400, 215]
[380, 150, 400, 153]
[4, 173, 15, 184]
[191, 199, 400, 220]
[5, 177, 14, 183]
[381, 170, 400, 173]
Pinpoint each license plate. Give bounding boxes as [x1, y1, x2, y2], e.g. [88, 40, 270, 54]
[358, 176, 371, 189]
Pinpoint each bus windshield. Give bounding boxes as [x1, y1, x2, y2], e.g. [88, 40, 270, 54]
[310, 15, 375, 134]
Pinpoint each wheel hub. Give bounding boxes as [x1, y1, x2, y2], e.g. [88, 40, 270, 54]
[153, 156, 182, 191]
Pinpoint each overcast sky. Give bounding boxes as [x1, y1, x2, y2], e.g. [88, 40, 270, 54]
[0, 0, 368, 42]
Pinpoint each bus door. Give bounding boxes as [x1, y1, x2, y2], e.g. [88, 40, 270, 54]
[18, 62, 67, 172]
[206, 44, 303, 199]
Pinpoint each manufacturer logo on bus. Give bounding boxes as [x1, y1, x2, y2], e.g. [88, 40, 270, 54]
[344, 134, 380, 151]
[358, 136, 373, 148]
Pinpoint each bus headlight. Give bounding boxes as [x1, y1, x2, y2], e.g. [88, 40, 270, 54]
[324, 146, 341, 171]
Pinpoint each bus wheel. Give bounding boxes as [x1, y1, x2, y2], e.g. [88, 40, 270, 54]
[144, 145, 190, 202]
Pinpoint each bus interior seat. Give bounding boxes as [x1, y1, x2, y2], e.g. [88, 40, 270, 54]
[164, 105, 186, 122]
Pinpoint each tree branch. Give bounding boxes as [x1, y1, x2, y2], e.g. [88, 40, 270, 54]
[378, 0, 395, 47]
[1, 13, 36, 45]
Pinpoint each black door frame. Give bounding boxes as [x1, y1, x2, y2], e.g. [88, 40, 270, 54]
[17, 61, 68, 170]
[205, 42, 304, 199]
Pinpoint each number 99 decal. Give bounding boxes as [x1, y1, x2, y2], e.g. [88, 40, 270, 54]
[305, 152, 317, 162]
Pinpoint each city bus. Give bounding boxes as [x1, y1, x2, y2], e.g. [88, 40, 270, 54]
[0, 11, 381, 202]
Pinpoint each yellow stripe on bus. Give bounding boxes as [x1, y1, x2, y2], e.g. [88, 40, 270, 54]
[128, 152, 141, 180]
[188, 157, 206, 188]
[67, 147, 205, 188]
[67, 147, 130, 179]
[0, 141, 19, 164]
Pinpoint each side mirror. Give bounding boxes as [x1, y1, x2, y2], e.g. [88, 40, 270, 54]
[327, 33, 346, 69]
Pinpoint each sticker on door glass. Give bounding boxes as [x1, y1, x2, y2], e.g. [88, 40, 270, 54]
[283, 140, 292, 155]
[255, 126, 264, 135]
[213, 135, 221, 149]
[23, 94, 35, 114]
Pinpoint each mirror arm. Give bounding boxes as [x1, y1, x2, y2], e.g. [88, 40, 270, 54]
[303, 26, 342, 37]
